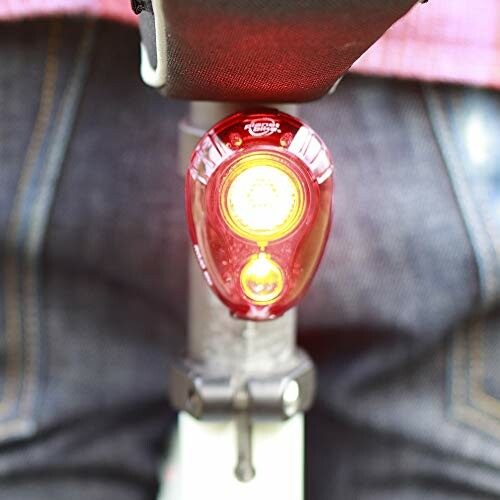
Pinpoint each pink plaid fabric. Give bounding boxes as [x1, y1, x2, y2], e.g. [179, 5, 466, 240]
[353, 0, 500, 89]
[3, 0, 500, 89]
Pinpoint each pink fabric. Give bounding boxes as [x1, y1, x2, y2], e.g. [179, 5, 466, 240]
[2, 0, 500, 89]
[2, 0, 135, 24]
[353, 1, 500, 89]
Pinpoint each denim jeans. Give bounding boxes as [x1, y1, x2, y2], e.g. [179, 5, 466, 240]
[0, 18, 499, 500]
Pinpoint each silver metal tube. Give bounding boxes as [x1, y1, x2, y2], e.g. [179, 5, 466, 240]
[180, 102, 299, 377]
[165, 102, 311, 490]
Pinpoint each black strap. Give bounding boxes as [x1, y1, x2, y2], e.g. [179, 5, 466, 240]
[137, 0, 419, 102]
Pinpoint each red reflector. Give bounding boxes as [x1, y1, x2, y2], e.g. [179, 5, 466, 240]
[186, 109, 334, 320]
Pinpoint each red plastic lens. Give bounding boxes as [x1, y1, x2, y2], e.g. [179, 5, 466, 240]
[186, 109, 334, 320]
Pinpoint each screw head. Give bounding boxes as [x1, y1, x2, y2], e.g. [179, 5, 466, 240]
[283, 380, 301, 417]
[186, 387, 203, 416]
[235, 460, 256, 483]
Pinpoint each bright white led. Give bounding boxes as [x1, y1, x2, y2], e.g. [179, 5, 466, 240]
[222, 158, 305, 242]
[228, 165, 296, 231]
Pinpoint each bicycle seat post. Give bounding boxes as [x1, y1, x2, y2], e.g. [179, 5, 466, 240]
[161, 101, 316, 500]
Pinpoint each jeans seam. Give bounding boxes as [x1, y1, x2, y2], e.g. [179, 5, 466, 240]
[20, 20, 97, 424]
[448, 323, 500, 440]
[469, 320, 500, 419]
[0, 20, 61, 421]
[422, 86, 499, 306]
[424, 85, 500, 439]
[0, 20, 97, 440]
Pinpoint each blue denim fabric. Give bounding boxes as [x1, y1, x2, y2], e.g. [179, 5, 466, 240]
[0, 18, 499, 500]
[303, 82, 500, 500]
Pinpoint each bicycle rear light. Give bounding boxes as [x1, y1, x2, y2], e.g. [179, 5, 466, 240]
[186, 109, 334, 320]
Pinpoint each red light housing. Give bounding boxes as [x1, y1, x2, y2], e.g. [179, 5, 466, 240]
[186, 109, 334, 320]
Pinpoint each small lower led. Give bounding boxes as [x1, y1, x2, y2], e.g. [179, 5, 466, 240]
[240, 253, 284, 304]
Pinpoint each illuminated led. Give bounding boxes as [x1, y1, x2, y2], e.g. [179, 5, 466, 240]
[221, 154, 305, 242]
[240, 253, 284, 303]
[229, 133, 243, 148]
[187, 109, 334, 320]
